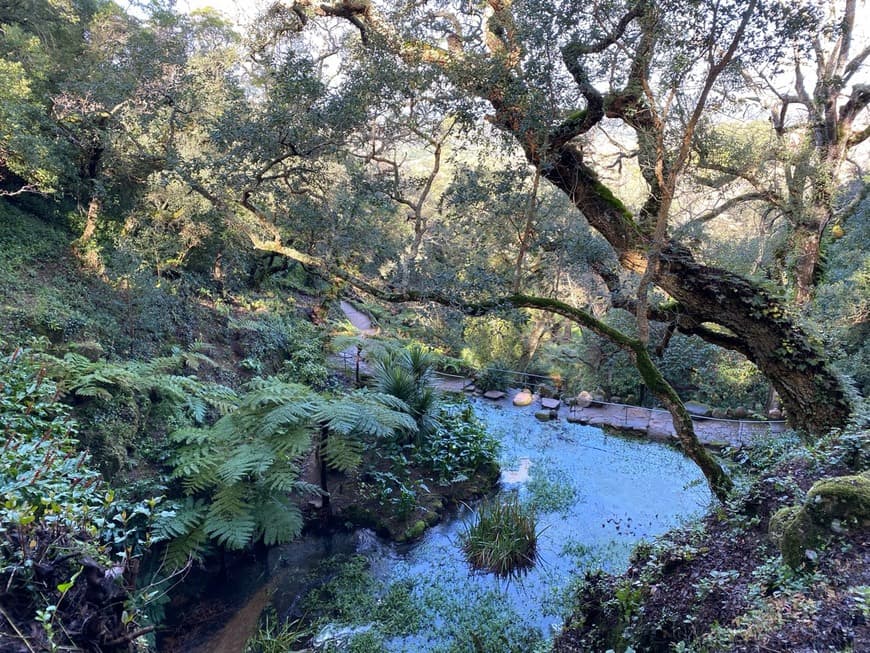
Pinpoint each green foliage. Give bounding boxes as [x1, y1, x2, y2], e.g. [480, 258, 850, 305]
[0, 348, 159, 650]
[40, 344, 238, 477]
[462, 316, 524, 369]
[460, 495, 540, 578]
[373, 344, 440, 445]
[245, 609, 312, 653]
[527, 458, 578, 515]
[158, 378, 320, 563]
[315, 390, 418, 472]
[812, 195, 870, 396]
[234, 311, 331, 386]
[476, 362, 511, 393]
[415, 399, 500, 486]
[301, 555, 424, 640]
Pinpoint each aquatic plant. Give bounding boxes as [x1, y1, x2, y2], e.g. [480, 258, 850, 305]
[460, 495, 540, 578]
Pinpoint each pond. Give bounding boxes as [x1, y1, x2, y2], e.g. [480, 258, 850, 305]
[185, 399, 712, 652]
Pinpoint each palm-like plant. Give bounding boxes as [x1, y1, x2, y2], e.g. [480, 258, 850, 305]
[159, 379, 321, 564]
[372, 344, 440, 445]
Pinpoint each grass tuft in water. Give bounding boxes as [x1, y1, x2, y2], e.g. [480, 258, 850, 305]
[244, 609, 311, 653]
[460, 495, 540, 578]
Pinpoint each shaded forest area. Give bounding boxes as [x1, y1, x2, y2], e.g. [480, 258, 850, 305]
[1, 0, 869, 651]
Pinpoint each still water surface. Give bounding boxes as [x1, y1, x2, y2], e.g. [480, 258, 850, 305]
[192, 400, 712, 651]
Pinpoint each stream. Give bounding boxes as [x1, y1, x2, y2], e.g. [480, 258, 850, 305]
[183, 399, 712, 652]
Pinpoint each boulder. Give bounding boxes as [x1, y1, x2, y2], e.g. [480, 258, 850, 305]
[684, 400, 713, 417]
[513, 389, 534, 407]
[711, 408, 727, 419]
[483, 390, 506, 400]
[732, 406, 748, 419]
[575, 391, 594, 408]
[534, 410, 552, 421]
[770, 474, 870, 568]
[540, 397, 561, 410]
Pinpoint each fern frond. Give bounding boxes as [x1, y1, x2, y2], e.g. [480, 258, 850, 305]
[267, 427, 312, 459]
[164, 525, 211, 568]
[215, 443, 274, 484]
[73, 385, 114, 401]
[322, 433, 364, 473]
[256, 400, 318, 437]
[255, 497, 303, 546]
[169, 426, 212, 445]
[291, 480, 325, 497]
[262, 465, 304, 492]
[204, 512, 256, 550]
[209, 482, 248, 514]
[186, 395, 208, 424]
[152, 498, 208, 541]
[355, 391, 413, 413]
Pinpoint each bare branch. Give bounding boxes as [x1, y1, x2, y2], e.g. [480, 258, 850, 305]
[0, 183, 42, 197]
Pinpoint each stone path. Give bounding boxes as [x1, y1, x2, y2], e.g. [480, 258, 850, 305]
[490, 389, 786, 448]
[339, 300, 379, 336]
[335, 301, 780, 448]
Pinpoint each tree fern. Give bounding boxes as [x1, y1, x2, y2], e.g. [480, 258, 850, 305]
[43, 349, 239, 423]
[313, 391, 419, 473]
[166, 378, 318, 560]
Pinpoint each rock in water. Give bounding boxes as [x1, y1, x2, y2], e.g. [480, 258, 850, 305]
[513, 389, 533, 406]
[575, 391, 593, 408]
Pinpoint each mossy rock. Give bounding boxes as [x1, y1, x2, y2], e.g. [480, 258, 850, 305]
[534, 410, 552, 421]
[403, 520, 427, 541]
[769, 505, 819, 568]
[805, 474, 870, 524]
[770, 474, 870, 568]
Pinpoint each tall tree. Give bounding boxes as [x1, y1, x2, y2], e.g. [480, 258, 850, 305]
[272, 0, 853, 436]
[691, 0, 870, 304]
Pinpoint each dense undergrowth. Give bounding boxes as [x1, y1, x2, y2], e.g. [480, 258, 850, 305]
[0, 198, 505, 651]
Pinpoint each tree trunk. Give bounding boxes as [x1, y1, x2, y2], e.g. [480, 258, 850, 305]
[541, 145, 850, 436]
[790, 222, 822, 306]
[654, 244, 849, 435]
[632, 347, 732, 502]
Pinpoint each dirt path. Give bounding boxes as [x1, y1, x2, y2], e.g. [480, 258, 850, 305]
[339, 300, 378, 335]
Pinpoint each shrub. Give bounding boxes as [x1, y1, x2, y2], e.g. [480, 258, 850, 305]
[0, 348, 158, 651]
[415, 400, 499, 485]
[461, 495, 540, 578]
[476, 362, 510, 392]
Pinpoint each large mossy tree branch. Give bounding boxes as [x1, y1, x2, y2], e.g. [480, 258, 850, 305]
[273, 0, 852, 437]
